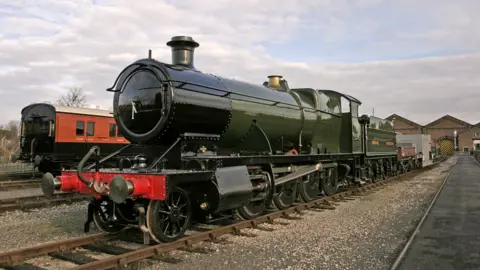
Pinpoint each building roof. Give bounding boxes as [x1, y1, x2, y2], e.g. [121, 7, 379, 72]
[385, 114, 422, 128]
[424, 114, 472, 128]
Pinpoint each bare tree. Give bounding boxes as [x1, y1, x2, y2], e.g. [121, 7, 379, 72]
[5, 121, 19, 140]
[56, 87, 87, 107]
[0, 121, 20, 161]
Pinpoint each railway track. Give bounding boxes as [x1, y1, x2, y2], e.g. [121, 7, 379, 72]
[0, 193, 92, 214]
[0, 159, 449, 270]
[0, 180, 42, 191]
[0, 172, 40, 181]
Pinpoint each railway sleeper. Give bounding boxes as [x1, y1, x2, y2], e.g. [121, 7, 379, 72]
[48, 251, 97, 265]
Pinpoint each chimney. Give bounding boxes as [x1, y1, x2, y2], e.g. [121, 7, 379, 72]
[166, 36, 199, 69]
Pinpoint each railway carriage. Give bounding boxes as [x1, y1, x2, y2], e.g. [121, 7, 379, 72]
[12, 103, 146, 176]
[41, 36, 420, 244]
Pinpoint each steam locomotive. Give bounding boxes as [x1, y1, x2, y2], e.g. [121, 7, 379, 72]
[41, 36, 422, 243]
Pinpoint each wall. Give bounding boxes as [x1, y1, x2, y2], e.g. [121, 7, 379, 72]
[424, 118, 474, 153]
[393, 120, 422, 134]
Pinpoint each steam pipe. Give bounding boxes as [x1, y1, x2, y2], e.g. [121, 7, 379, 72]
[77, 146, 100, 186]
[84, 144, 131, 170]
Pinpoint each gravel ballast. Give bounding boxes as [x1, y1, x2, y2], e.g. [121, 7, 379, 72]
[0, 157, 455, 270]
[0, 201, 94, 253]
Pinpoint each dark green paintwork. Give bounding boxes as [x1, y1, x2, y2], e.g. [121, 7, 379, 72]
[366, 116, 397, 156]
[219, 84, 360, 156]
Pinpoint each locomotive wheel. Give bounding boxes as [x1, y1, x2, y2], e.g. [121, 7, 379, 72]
[272, 179, 298, 210]
[298, 172, 320, 202]
[147, 187, 192, 243]
[93, 199, 127, 234]
[320, 168, 338, 196]
[114, 199, 139, 224]
[236, 172, 273, 220]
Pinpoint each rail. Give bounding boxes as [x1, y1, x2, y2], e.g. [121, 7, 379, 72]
[0, 179, 41, 191]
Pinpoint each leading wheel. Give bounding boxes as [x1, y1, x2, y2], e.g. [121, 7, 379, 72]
[298, 172, 321, 202]
[146, 186, 192, 243]
[93, 199, 127, 234]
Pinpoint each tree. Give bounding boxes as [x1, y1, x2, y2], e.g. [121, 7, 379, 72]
[0, 121, 20, 160]
[4, 121, 19, 140]
[56, 87, 87, 107]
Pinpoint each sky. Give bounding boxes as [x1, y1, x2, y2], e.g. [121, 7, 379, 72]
[0, 0, 479, 126]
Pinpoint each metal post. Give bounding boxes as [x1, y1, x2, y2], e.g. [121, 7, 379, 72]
[453, 130, 458, 152]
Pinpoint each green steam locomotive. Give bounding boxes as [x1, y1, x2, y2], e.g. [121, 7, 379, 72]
[42, 36, 412, 244]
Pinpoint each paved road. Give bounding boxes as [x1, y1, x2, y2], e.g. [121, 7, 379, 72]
[398, 156, 480, 270]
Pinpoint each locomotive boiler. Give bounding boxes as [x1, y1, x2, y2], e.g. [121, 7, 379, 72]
[41, 35, 411, 244]
[111, 36, 338, 155]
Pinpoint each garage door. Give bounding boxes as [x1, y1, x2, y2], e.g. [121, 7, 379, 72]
[438, 138, 454, 156]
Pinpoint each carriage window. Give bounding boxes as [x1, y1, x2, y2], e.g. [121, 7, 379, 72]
[87, 122, 95, 136]
[76, 121, 84, 136]
[109, 123, 116, 137]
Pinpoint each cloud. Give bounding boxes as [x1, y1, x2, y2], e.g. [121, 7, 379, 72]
[0, 0, 478, 126]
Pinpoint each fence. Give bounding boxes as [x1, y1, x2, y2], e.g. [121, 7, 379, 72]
[0, 156, 37, 175]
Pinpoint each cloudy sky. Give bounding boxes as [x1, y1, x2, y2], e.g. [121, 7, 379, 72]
[0, 0, 479, 126]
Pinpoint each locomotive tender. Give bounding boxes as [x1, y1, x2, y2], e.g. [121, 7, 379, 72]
[42, 36, 419, 243]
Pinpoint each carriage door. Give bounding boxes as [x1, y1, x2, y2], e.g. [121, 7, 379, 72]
[85, 121, 95, 152]
[75, 120, 87, 156]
